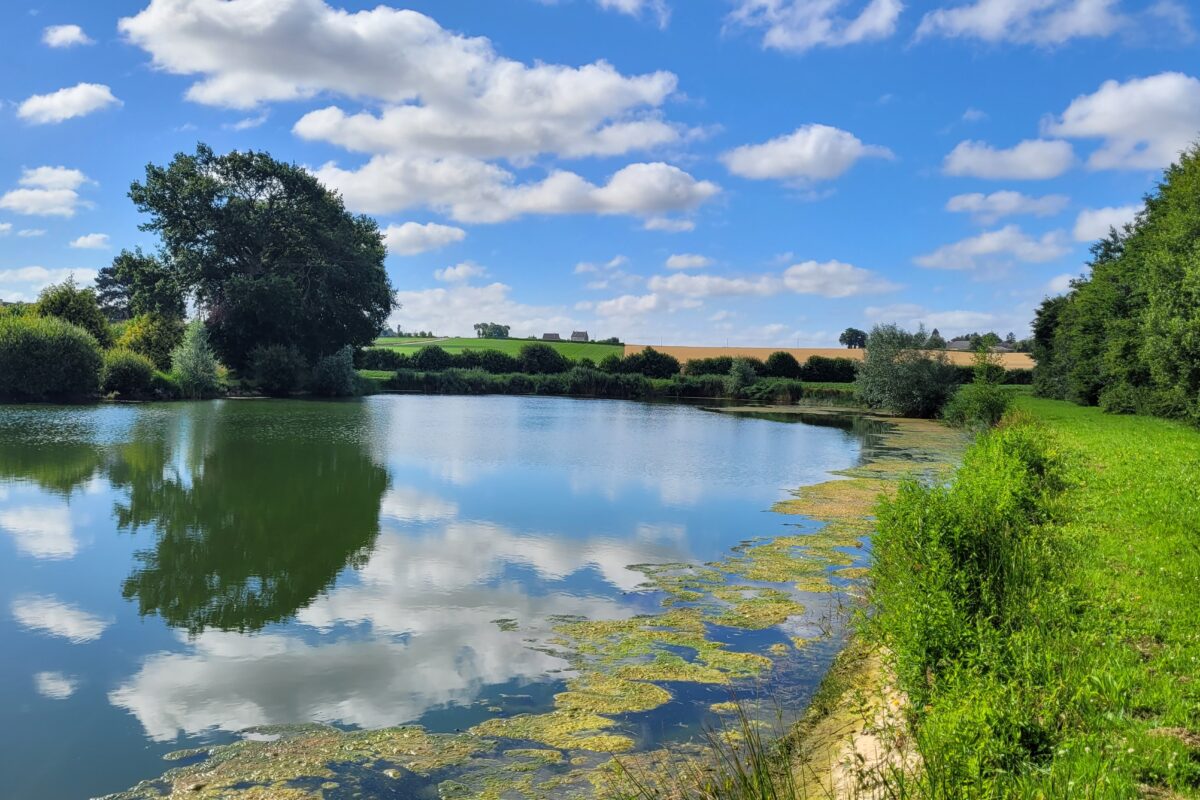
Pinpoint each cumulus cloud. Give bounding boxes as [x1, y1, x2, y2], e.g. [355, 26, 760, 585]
[1043, 72, 1200, 170]
[943, 139, 1074, 179]
[916, 0, 1124, 44]
[391, 282, 577, 338]
[1073, 205, 1140, 241]
[597, 0, 671, 26]
[1, 506, 77, 560]
[575, 256, 641, 290]
[728, 0, 903, 52]
[1046, 273, 1076, 294]
[70, 233, 110, 250]
[315, 157, 719, 223]
[781, 259, 900, 297]
[865, 302, 1027, 334]
[946, 191, 1070, 224]
[34, 671, 80, 700]
[915, 225, 1070, 270]
[643, 216, 696, 232]
[11, 595, 110, 643]
[17, 83, 121, 125]
[433, 261, 488, 283]
[595, 293, 667, 316]
[722, 124, 892, 183]
[665, 253, 713, 270]
[43, 24, 94, 47]
[383, 222, 466, 256]
[0, 266, 98, 303]
[0, 167, 92, 217]
[648, 272, 779, 298]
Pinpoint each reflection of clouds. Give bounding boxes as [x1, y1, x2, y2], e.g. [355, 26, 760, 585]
[380, 487, 458, 522]
[34, 671, 79, 699]
[1, 505, 77, 559]
[11, 595, 110, 643]
[111, 523, 692, 742]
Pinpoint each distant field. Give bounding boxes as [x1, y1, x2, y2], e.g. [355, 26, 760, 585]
[372, 337, 624, 361]
[626, 344, 1036, 370]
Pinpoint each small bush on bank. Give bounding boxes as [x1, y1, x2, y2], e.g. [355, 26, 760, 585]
[0, 315, 103, 401]
[249, 344, 307, 396]
[943, 349, 1013, 428]
[763, 351, 802, 379]
[117, 313, 186, 371]
[857, 324, 960, 417]
[34, 277, 113, 348]
[151, 370, 181, 399]
[619, 347, 681, 378]
[800, 355, 857, 383]
[412, 345, 453, 371]
[518, 342, 571, 374]
[356, 347, 412, 371]
[682, 355, 735, 376]
[171, 322, 220, 399]
[310, 345, 357, 397]
[725, 357, 758, 396]
[101, 349, 156, 397]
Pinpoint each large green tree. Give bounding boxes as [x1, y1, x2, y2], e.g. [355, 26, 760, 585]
[96, 247, 185, 320]
[129, 144, 395, 370]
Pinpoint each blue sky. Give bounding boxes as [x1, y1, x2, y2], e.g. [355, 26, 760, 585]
[1, 0, 1197, 346]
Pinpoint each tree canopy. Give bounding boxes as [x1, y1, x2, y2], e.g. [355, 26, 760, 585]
[129, 144, 395, 370]
[839, 327, 868, 349]
[474, 322, 511, 339]
[96, 248, 185, 321]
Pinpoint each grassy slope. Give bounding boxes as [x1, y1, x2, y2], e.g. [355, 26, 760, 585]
[870, 397, 1200, 797]
[373, 336, 624, 361]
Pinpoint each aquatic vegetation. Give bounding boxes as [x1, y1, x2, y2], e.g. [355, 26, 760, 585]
[471, 710, 634, 753]
[555, 674, 672, 715]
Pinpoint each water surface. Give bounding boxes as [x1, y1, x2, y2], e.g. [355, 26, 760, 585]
[0, 396, 879, 798]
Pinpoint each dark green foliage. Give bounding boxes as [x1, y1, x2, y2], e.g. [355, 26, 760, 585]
[249, 344, 306, 397]
[927, 328, 947, 349]
[130, 144, 394, 370]
[725, 357, 758, 395]
[763, 351, 802, 379]
[0, 315, 103, 401]
[170, 321, 221, 399]
[1032, 144, 1200, 422]
[517, 342, 572, 374]
[942, 349, 1013, 428]
[799, 355, 857, 382]
[116, 312, 185, 371]
[467, 349, 521, 374]
[310, 346, 357, 397]
[101, 349, 156, 397]
[473, 322, 510, 339]
[839, 327, 868, 348]
[606, 347, 682, 378]
[856, 324, 960, 417]
[97, 248, 185, 320]
[682, 355, 734, 376]
[412, 345, 454, 371]
[384, 369, 741, 400]
[356, 347, 412, 371]
[151, 370, 181, 399]
[34, 277, 112, 347]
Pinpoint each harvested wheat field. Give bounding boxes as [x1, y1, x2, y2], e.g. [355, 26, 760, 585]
[625, 344, 1035, 370]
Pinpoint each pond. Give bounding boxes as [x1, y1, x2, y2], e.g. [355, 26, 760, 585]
[0, 396, 899, 799]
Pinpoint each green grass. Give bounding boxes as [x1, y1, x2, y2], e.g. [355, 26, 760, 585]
[373, 336, 624, 361]
[866, 397, 1200, 798]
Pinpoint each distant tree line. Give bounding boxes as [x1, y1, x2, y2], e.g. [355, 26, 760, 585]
[1032, 144, 1200, 423]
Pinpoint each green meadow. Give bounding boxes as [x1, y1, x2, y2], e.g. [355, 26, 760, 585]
[374, 336, 624, 361]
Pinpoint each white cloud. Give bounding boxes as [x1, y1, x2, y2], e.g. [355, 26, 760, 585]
[1043, 72, 1200, 170]
[0, 167, 92, 217]
[17, 83, 121, 125]
[915, 225, 1070, 270]
[1073, 204, 1139, 241]
[722, 124, 892, 183]
[0, 266, 99, 303]
[575, 256, 641, 290]
[1, 506, 77, 559]
[781, 259, 900, 297]
[597, 0, 671, 26]
[865, 303, 1020, 334]
[0, 223, 10, 236]
[18, 229, 47, 237]
[728, 0, 903, 52]
[43, 24, 94, 47]
[391, 282, 577, 338]
[69, 233, 110, 250]
[943, 139, 1074, 179]
[11, 595, 110, 643]
[433, 261, 488, 283]
[34, 671, 80, 700]
[946, 191, 1070, 224]
[383, 222, 466, 256]
[962, 107, 988, 122]
[665, 253, 713, 270]
[316, 158, 719, 223]
[643, 216, 695, 232]
[225, 112, 268, 131]
[1046, 273, 1076, 294]
[648, 272, 779, 298]
[595, 292, 666, 316]
[916, 0, 1124, 45]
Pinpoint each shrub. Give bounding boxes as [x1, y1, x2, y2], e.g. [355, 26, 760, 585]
[310, 345, 357, 397]
[34, 277, 112, 347]
[800, 355, 857, 383]
[742, 377, 806, 404]
[856, 324, 960, 417]
[764, 351, 802, 379]
[475, 349, 521, 374]
[725, 357, 759, 396]
[598, 353, 625, 373]
[412, 345, 454, 371]
[356, 347, 411, 371]
[943, 348, 1013, 428]
[1003, 368, 1033, 386]
[620, 347, 681, 378]
[170, 322, 220, 399]
[0, 315, 103, 401]
[116, 313, 185, 371]
[682, 356, 733, 376]
[151, 370, 181, 399]
[249, 344, 307, 396]
[101, 349, 156, 397]
[518, 342, 571, 374]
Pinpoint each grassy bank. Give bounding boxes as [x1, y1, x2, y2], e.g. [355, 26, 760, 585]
[374, 336, 624, 361]
[862, 397, 1200, 797]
